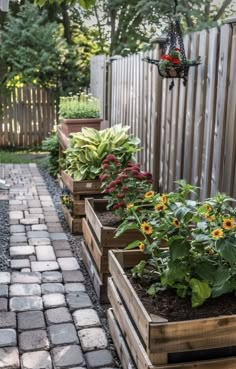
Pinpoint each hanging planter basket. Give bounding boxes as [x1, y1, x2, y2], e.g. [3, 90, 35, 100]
[144, 18, 201, 90]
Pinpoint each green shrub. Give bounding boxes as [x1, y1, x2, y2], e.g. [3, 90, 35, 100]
[59, 93, 100, 119]
[42, 131, 59, 177]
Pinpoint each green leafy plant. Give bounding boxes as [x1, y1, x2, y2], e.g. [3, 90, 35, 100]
[59, 93, 100, 119]
[117, 181, 236, 308]
[61, 124, 140, 180]
[42, 131, 59, 177]
[100, 155, 153, 218]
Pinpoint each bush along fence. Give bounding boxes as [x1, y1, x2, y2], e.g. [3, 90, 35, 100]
[91, 17, 236, 200]
[0, 85, 57, 147]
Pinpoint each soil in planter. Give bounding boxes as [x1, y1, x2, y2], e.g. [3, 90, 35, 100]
[96, 211, 122, 227]
[127, 270, 236, 322]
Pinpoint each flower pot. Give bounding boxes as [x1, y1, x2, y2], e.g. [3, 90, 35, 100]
[60, 118, 103, 137]
[108, 249, 236, 369]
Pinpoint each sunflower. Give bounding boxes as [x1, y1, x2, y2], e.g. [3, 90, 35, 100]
[204, 213, 215, 222]
[127, 203, 134, 209]
[206, 204, 212, 212]
[211, 228, 224, 240]
[144, 191, 155, 199]
[222, 218, 235, 230]
[140, 222, 153, 235]
[172, 218, 180, 228]
[154, 203, 167, 211]
[139, 242, 145, 252]
[160, 194, 167, 204]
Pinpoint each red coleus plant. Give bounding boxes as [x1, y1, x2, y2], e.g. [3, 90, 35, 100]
[99, 154, 153, 218]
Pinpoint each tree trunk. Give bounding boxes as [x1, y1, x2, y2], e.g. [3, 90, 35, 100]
[61, 3, 72, 45]
[213, 0, 233, 21]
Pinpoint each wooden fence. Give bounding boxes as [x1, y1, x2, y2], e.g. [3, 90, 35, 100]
[91, 18, 236, 199]
[0, 86, 57, 147]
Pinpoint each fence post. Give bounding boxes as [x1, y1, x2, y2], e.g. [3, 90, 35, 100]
[107, 55, 122, 126]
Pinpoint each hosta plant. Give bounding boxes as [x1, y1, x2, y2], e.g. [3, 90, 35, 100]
[100, 154, 153, 219]
[59, 93, 100, 119]
[41, 130, 59, 177]
[61, 124, 140, 180]
[117, 181, 236, 308]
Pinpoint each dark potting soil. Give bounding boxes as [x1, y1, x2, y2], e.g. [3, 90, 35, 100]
[127, 270, 236, 322]
[96, 210, 122, 227]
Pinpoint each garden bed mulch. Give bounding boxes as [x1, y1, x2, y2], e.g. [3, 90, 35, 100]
[96, 210, 122, 228]
[127, 270, 236, 322]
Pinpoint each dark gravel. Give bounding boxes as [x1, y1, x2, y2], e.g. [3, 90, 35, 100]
[38, 165, 123, 369]
[0, 200, 10, 271]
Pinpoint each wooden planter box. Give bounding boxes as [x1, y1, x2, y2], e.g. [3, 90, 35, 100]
[108, 249, 236, 369]
[62, 205, 82, 234]
[81, 198, 144, 302]
[61, 171, 102, 198]
[60, 118, 102, 137]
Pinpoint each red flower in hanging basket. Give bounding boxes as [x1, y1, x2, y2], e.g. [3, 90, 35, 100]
[172, 58, 181, 65]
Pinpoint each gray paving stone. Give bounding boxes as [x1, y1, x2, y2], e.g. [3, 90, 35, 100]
[29, 238, 51, 246]
[32, 224, 48, 230]
[48, 323, 78, 346]
[29, 209, 43, 215]
[20, 218, 39, 225]
[41, 283, 64, 295]
[19, 330, 50, 353]
[58, 258, 80, 271]
[0, 312, 16, 328]
[0, 285, 8, 297]
[18, 311, 46, 331]
[45, 216, 60, 223]
[45, 307, 72, 325]
[73, 309, 100, 330]
[31, 261, 59, 272]
[84, 350, 114, 369]
[52, 240, 71, 250]
[9, 211, 23, 220]
[36, 246, 56, 261]
[78, 328, 108, 352]
[0, 298, 7, 311]
[10, 225, 25, 233]
[65, 283, 86, 294]
[10, 296, 43, 312]
[27, 231, 50, 238]
[10, 246, 35, 258]
[0, 347, 20, 369]
[50, 233, 68, 241]
[42, 272, 62, 283]
[21, 268, 31, 272]
[0, 329, 17, 347]
[66, 292, 92, 311]
[11, 259, 30, 270]
[10, 235, 27, 244]
[43, 293, 66, 309]
[62, 271, 84, 283]
[21, 351, 52, 369]
[51, 345, 85, 368]
[28, 200, 41, 208]
[47, 226, 64, 233]
[11, 272, 41, 284]
[0, 272, 11, 284]
[10, 284, 41, 297]
[54, 250, 74, 258]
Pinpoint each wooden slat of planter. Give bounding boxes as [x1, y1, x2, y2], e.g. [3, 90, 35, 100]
[58, 125, 70, 150]
[62, 206, 82, 234]
[61, 171, 101, 193]
[109, 249, 236, 364]
[109, 250, 153, 347]
[108, 278, 153, 369]
[73, 200, 85, 216]
[82, 218, 108, 272]
[81, 241, 109, 303]
[107, 308, 137, 369]
[156, 357, 236, 369]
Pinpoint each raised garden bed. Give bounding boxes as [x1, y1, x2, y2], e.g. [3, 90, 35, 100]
[60, 118, 102, 137]
[108, 249, 236, 369]
[81, 198, 144, 301]
[62, 205, 82, 234]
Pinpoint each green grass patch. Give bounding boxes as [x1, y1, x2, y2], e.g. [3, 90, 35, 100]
[0, 149, 48, 164]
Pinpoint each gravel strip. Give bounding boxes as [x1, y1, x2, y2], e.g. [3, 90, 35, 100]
[0, 200, 10, 271]
[38, 165, 122, 368]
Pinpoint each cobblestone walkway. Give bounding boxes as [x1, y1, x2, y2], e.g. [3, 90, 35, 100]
[0, 164, 118, 369]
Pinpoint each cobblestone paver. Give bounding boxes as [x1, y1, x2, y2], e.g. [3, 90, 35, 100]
[0, 164, 118, 369]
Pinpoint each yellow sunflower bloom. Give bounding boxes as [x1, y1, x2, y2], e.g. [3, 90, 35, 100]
[206, 204, 212, 212]
[127, 203, 134, 209]
[222, 218, 235, 230]
[154, 203, 167, 211]
[160, 194, 167, 204]
[172, 218, 180, 228]
[211, 228, 224, 240]
[139, 242, 145, 252]
[204, 213, 215, 222]
[144, 191, 155, 199]
[140, 222, 153, 235]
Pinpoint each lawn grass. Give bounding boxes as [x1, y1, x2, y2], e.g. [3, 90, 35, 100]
[0, 149, 48, 165]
